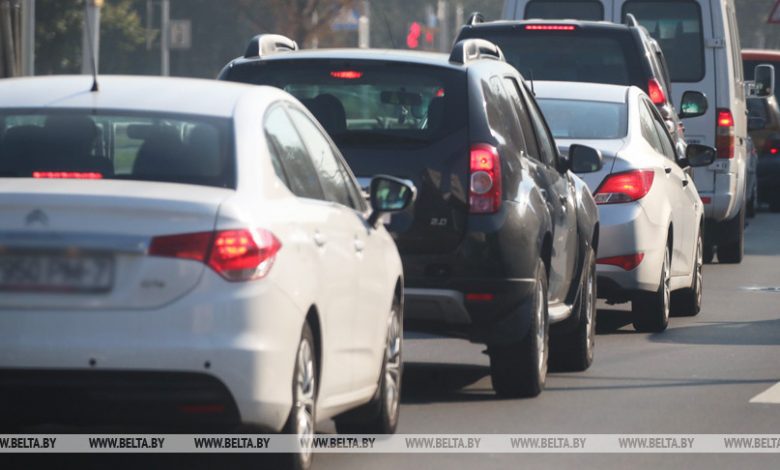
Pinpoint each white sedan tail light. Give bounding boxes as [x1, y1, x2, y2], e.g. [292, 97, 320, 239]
[149, 229, 281, 281]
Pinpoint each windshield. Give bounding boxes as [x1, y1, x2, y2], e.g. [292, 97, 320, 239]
[537, 98, 628, 139]
[0, 111, 234, 188]
[623, 0, 704, 82]
[462, 28, 644, 87]
[226, 61, 468, 147]
[525, 0, 604, 20]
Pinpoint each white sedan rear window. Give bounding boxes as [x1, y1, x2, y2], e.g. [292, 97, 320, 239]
[0, 111, 234, 188]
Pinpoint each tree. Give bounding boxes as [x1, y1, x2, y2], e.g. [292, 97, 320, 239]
[237, 0, 357, 48]
[34, 0, 147, 75]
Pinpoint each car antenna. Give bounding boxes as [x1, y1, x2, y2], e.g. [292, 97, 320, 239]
[83, 4, 99, 92]
[380, 7, 398, 49]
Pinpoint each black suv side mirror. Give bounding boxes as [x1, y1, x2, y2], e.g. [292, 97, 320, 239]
[679, 143, 716, 168]
[753, 64, 775, 98]
[679, 91, 708, 119]
[368, 175, 417, 227]
[567, 144, 603, 174]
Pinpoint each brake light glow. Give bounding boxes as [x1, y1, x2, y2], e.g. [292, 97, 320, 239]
[33, 171, 103, 179]
[597, 253, 645, 271]
[470, 144, 502, 214]
[771, 148, 779, 155]
[524, 24, 576, 31]
[149, 228, 281, 281]
[593, 170, 655, 204]
[466, 293, 495, 302]
[647, 78, 666, 105]
[330, 70, 363, 79]
[716, 109, 735, 159]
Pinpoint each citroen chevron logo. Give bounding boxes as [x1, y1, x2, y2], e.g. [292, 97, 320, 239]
[25, 209, 49, 227]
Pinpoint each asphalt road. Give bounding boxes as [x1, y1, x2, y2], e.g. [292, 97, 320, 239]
[312, 210, 780, 470]
[6, 213, 780, 470]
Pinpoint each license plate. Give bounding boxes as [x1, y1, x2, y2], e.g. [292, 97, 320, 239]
[0, 253, 114, 293]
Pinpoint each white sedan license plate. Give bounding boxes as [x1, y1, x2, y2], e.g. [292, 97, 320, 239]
[0, 254, 114, 293]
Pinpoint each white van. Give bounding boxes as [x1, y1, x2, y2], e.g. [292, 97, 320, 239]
[503, 0, 748, 263]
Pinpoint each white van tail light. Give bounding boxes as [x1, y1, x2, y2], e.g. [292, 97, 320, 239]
[716, 109, 735, 159]
[593, 170, 655, 204]
[149, 229, 281, 281]
[470, 144, 502, 214]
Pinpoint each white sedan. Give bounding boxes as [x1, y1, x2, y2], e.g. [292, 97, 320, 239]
[534, 81, 715, 332]
[0, 76, 412, 468]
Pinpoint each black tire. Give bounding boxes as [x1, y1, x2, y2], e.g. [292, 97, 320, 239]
[671, 231, 703, 317]
[632, 244, 670, 333]
[717, 206, 745, 264]
[334, 295, 402, 434]
[747, 187, 757, 218]
[281, 323, 317, 470]
[549, 249, 596, 372]
[488, 260, 548, 398]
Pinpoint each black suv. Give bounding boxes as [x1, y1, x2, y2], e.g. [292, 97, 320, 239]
[456, 14, 688, 156]
[220, 36, 600, 397]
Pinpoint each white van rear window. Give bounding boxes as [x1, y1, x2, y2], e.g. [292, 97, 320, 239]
[623, 1, 704, 82]
[525, 1, 603, 21]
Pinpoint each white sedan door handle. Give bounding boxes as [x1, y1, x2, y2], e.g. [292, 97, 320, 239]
[313, 231, 327, 247]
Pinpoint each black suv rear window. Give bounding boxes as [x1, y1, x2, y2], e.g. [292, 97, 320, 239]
[226, 61, 467, 147]
[461, 27, 644, 87]
[0, 110, 235, 188]
[525, 1, 603, 21]
[622, 0, 704, 82]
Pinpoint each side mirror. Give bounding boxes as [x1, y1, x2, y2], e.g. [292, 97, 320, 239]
[679, 143, 716, 168]
[568, 144, 603, 173]
[679, 91, 708, 119]
[748, 116, 767, 131]
[367, 175, 417, 227]
[753, 64, 775, 98]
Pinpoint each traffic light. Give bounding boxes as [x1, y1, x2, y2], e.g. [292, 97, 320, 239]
[407, 22, 421, 49]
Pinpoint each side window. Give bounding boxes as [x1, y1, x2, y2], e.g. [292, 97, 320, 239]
[639, 101, 664, 154]
[485, 76, 526, 155]
[502, 77, 540, 160]
[287, 107, 357, 209]
[264, 106, 325, 200]
[649, 109, 676, 161]
[517, 80, 558, 167]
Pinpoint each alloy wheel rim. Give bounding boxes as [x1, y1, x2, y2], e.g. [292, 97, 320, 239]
[663, 248, 671, 322]
[695, 237, 703, 306]
[384, 307, 402, 424]
[294, 338, 315, 465]
[585, 268, 596, 358]
[536, 280, 546, 376]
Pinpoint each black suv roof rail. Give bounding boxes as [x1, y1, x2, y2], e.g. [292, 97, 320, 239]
[625, 13, 639, 28]
[466, 11, 485, 26]
[243, 34, 298, 59]
[449, 38, 504, 65]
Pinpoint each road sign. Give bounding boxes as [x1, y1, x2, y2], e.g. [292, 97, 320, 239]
[170, 19, 191, 50]
[332, 8, 360, 31]
[769, 0, 780, 24]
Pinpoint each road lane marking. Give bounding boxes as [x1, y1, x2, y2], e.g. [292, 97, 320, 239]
[749, 382, 780, 404]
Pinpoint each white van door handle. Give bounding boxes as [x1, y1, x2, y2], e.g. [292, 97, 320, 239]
[354, 238, 365, 253]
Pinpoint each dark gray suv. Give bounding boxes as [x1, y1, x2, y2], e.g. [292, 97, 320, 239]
[220, 36, 601, 398]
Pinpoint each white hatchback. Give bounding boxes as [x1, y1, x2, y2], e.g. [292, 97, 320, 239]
[534, 81, 715, 332]
[0, 76, 412, 465]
